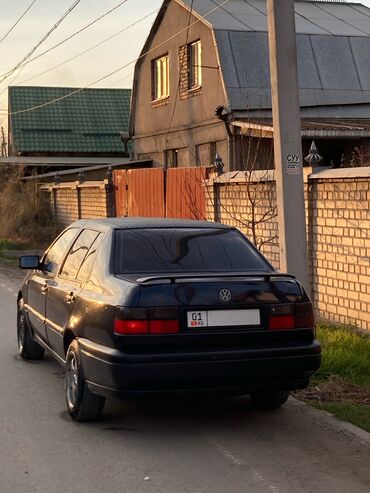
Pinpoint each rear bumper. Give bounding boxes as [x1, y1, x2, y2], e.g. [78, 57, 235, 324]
[78, 338, 321, 399]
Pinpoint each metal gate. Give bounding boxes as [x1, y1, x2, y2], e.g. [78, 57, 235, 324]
[113, 167, 210, 219]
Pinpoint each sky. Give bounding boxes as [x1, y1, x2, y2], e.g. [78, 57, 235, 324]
[0, 0, 163, 124]
[0, 0, 370, 127]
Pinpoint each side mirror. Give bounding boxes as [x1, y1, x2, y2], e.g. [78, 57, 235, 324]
[19, 255, 40, 270]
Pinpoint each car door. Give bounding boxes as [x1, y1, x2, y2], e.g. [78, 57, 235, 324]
[45, 229, 101, 359]
[26, 228, 78, 342]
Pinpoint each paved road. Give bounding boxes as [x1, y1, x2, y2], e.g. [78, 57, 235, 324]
[0, 267, 369, 493]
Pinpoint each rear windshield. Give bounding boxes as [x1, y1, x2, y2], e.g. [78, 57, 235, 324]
[114, 228, 271, 274]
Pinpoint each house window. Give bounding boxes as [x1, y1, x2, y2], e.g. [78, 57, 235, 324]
[152, 54, 169, 101]
[165, 149, 179, 168]
[188, 40, 202, 89]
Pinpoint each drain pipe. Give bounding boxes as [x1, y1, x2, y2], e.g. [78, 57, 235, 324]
[215, 106, 234, 171]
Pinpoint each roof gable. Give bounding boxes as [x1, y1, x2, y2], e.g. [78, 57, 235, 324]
[132, 0, 370, 116]
[9, 86, 131, 155]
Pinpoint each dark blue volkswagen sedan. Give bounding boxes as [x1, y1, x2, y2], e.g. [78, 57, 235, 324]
[17, 218, 321, 421]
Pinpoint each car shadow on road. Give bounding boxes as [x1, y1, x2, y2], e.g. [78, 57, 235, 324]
[98, 394, 284, 435]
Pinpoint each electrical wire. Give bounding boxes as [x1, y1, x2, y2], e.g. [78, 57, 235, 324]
[0, 62, 26, 98]
[0, 0, 232, 117]
[16, 9, 158, 87]
[0, 0, 130, 81]
[0, 0, 38, 47]
[0, 0, 83, 84]
[106, 71, 134, 88]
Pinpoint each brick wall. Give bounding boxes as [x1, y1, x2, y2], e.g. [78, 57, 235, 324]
[205, 168, 370, 331]
[42, 180, 114, 227]
[79, 187, 109, 219]
[53, 187, 79, 225]
[178, 44, 201, 101]
[310, 172, 370, 330]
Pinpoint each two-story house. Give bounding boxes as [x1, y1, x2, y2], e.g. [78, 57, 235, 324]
[130, 0, 370, 171]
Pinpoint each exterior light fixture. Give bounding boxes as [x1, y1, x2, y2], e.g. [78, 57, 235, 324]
[214, 152, 224, 176]
[304, 140, 323, 167]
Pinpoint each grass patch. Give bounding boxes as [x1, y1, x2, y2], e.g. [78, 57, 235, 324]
[295, 323, 370, 434]
[315, 324, 370, 387]
[310, 401, 370, 434]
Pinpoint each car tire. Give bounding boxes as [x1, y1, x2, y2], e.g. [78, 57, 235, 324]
[250, 390, 290, 410]
[65, 339, 105, 422]
[17, 299, 45, 360]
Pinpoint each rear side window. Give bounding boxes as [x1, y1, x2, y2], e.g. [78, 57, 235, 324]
[43, 228, 79, 275]
[61, 229, 100, 280]
[115, 228, 271, 274]
[77, 233, 103, 281]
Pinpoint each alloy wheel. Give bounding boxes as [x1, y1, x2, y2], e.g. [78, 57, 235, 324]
[66, 353, 79, 409]
[17, 312, 26, 354]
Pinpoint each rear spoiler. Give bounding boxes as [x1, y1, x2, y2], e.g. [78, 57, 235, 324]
[135, 273, 297, 285]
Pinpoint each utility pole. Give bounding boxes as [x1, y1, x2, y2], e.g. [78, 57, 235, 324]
[267, 0, 309, 291]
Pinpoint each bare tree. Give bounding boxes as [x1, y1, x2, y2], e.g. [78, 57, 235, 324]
[350, 146, 370, 168]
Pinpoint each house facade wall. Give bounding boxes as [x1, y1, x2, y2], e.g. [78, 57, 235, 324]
[205, 169, 370, 332]
[131, 0, 229, 168]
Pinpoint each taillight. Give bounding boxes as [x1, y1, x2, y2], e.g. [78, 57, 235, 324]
[114, 307, 179, 335]
[269, 315, 295, 330]
[114, 319, 149, 335]
[269, 303, 314, 330]
[150, 320, 179, 334]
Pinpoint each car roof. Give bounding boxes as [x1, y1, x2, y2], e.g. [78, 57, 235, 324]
[69, 217, 232, 231]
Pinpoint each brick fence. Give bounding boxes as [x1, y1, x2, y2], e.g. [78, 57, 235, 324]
[40, 180, 114, 226]
[205, 167, 370, 331]
[41, 167, 370, 331]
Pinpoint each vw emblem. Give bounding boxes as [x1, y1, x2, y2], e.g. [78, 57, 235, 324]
[219, 288, 232, 303]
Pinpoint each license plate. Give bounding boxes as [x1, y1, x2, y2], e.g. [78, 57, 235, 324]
[187, 309, 260, 328]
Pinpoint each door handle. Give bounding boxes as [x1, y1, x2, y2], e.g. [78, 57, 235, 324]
[41, 284, 48, 294]
[66, 292, 76, 304]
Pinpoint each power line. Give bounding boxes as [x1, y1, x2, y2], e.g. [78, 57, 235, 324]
[0, 0, 38, 47]
[16, 9, 158, 87]
[0, 0, 130, 81]
[107, 72, 134, 88]
[0, 0, 232, 117]
[0, 62, 26, 98]
[0, 0, 83, 84]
